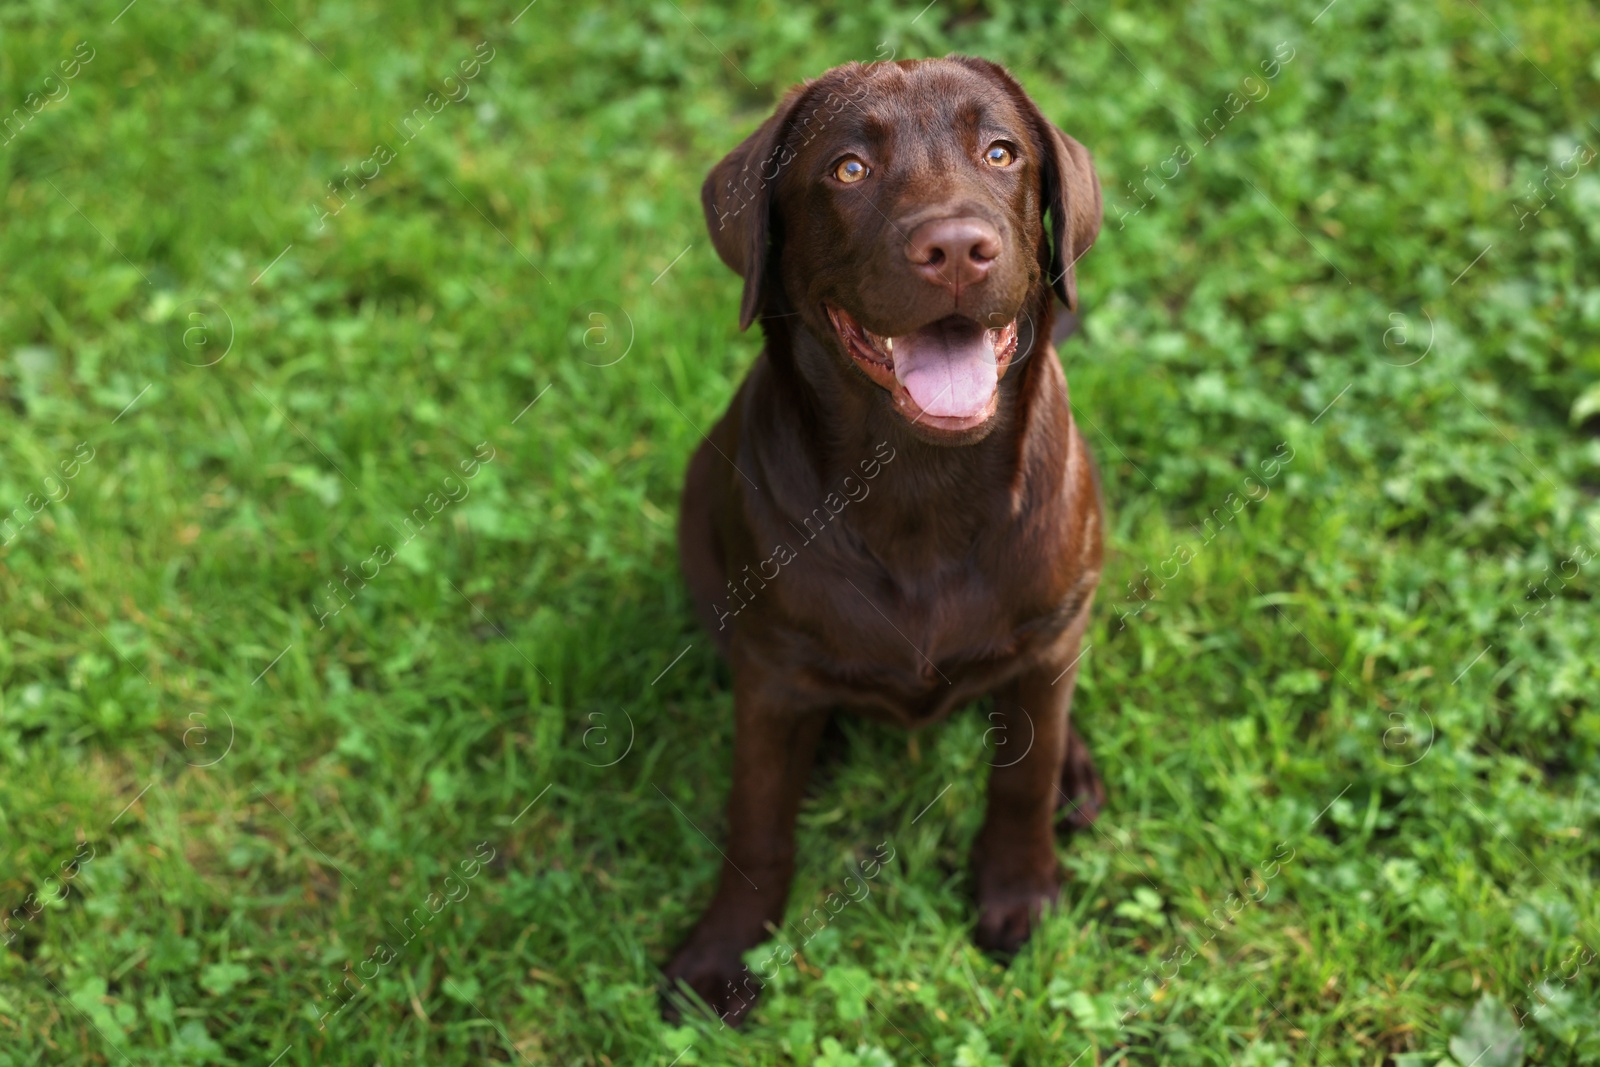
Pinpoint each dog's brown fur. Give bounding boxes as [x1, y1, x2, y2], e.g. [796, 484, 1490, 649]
[666, 56, 1106, 1025]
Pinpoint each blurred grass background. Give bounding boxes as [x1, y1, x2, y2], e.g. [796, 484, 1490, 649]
[2, 0, 1598, 1063]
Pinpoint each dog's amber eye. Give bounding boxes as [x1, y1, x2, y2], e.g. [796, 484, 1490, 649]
[833, 157, 869, 183]
[984, 144, 1014, 167]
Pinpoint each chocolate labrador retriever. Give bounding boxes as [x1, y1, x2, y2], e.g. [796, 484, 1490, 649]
[666, 55, 1105, 1025]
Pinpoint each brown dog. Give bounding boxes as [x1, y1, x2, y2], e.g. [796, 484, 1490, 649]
[666, 56, 1105, 1025]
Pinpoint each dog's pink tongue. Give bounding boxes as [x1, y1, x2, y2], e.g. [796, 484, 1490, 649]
[892, 319, 997, 418]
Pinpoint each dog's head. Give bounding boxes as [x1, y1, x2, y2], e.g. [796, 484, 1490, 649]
[703, 57, 1101, 440]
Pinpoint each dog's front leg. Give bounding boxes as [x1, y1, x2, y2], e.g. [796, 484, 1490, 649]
[972, 645, 1084, 956]
[662, 674, 828, 1026]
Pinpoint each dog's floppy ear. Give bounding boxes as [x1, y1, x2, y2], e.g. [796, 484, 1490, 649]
[1035, 120, 1103, 312]
[701, 88, 809, 330]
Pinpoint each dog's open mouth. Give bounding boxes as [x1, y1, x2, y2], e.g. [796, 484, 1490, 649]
[826, 305, 1019, 432]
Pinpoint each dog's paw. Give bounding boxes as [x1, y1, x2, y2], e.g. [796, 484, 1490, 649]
[1055, 726, 1106, 833]
[1055, 778, 1104, 832]
[661, 942, 762, 1028]
[974, 881, 1059, 958]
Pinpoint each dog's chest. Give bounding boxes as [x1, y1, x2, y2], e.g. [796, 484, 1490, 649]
[795, 554, 1075, 718]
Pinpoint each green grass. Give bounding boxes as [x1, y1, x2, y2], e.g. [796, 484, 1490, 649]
[2, 0, 1598, 1063]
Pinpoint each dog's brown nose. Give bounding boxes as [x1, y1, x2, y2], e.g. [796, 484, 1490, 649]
[905, 217, 1000, 294]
